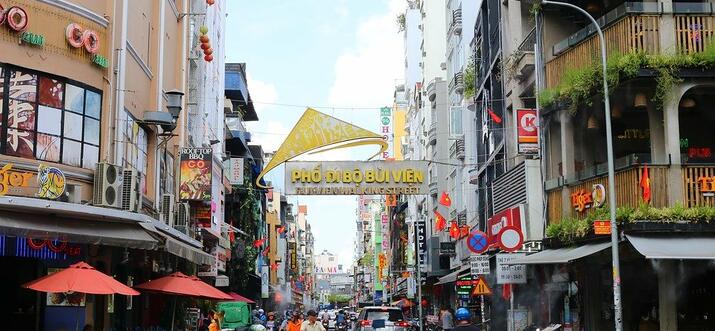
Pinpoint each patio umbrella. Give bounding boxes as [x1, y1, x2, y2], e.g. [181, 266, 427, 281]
[225, 291, 256, 303]
[23, 261, 139, 296]
[134, 272, 233, 330]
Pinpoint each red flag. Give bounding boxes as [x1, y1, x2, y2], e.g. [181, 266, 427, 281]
[262, 245, 270, 256]
[459, 225, 470, 239]
[229, 230, 235, 243]
[253, 238, 265, 248]
[640, 164, 651, 203]
[502, 284, 513, 301]
[435, 211, 447, 231]
[449, 221, 460, 239]
[488, 109, 502, 124]
[270, 263, 279, 271]
[439, 192, 452, 207]
[276, 226, 285, 234]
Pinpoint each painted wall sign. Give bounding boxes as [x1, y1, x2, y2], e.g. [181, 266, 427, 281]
[284, 161, 428, 195]
[517, 109, 539, 154]
[179, 148, 212, 201]
[37, 164, 66, 199]
[0, 164, 33, 196]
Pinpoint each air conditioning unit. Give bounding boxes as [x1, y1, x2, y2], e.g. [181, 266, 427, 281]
[122, 169, 142, 213]
[93, 162, 123, 208]
[65, 183, 83, 204]
[160, 194, 175, 226]
[175, 202, 191, 234]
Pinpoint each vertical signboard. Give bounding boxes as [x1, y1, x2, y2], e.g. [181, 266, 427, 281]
[179, 148, 212, 201]
[289, 242, 297, 271]
[227, 157, 244, 185]
[496, 254, 527, 284]
[261, 265, 270, 298]
[415, 220, 427, 266]
[381, 214, 390, 250]
[380, 107, 393, 159]
[517, 109, 539, 154]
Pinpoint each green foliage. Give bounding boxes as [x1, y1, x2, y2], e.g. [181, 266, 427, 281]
[540, 48, 715, 111]
[396, 14, 406, 33]
[359, 252, 374, 267]
[328, 294, 352, 304]
[546, 205, 715, 244]
[463, 56, 476, 98]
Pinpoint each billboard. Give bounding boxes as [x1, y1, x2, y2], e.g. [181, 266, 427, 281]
[284, 160, 428, 195]
[517, 109, 539, 154]
[179, 148, 212, 201]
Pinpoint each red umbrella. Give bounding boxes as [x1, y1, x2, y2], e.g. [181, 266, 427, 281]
[225, 291, 256, 303]
[23, 261, 139, 296]
[134, 272, 232, 300]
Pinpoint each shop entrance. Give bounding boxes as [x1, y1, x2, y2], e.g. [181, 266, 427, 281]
[0, 257, 42, 331]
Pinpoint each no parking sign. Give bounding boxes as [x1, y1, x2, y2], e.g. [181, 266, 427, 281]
[467, 230, 489, 254]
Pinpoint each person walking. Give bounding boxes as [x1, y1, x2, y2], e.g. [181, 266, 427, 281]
[301, 310, 327, 331]
[440, 306, 454, 331]
[287, 311, 304, 331]
[453, 308, 480, 331]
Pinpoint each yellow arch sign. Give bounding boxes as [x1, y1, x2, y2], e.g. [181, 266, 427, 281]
[255, 108, 388, 188]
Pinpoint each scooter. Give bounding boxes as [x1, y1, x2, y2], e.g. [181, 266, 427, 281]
[336, 321, 348, 331]
[322, 320, 330, 330]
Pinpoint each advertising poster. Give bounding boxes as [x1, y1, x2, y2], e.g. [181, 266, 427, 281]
[179, 148, 212, 201]
[261, 266, 270, 298]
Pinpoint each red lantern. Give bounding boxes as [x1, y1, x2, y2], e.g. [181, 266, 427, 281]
[207, 0, 215, 5]
[201, 42, 211, 50]
[421, 299, 428, 307]
[204, 54, 213, 62]
[203, 48, 213, 56]
[199, 35, 209, 43]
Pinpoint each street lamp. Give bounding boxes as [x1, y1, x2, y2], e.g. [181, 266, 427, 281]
[539, 2, 623, 330]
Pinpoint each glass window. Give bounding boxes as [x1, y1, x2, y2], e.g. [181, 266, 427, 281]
[38, 77, 64, 108]
[0, 66, 101, 170]
[37, 105, 62, 135]
[64, 84, 84, 113]
[450, 106, 463, 135]
[8, 70, 37, 102]
[122, 110, 149, 194]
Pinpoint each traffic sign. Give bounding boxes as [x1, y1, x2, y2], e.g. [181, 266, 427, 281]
[470, 255, 490, 275]
[498, 226, 523, 252]
[467, 230, 489, 254]
[472, 277, 492, 296]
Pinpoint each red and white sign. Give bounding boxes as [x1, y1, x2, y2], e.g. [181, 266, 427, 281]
[487, 206, 525, 246]
[517, 109, 539, 154]
[498, 226, 523, 252]
[594, 220, 611, 235]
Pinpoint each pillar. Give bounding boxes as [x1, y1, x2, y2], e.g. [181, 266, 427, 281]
[659, 1, 676, 55]
[662, 83, 694, 205]
[647, 103, 666, 164]
[560, 111, 575, 216]
[657, 260, 678, 331]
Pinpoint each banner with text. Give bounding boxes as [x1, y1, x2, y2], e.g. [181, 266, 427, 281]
[179, 148, 212, 201]
[284, 161, 428, 195]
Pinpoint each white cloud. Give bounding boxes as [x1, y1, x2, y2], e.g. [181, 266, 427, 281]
[247, 76, 278, 115]
[247, 120, 287, 153]
[328, 0, 405, 108]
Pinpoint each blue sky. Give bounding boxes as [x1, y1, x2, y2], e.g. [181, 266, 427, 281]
[225, 0, 405, 267]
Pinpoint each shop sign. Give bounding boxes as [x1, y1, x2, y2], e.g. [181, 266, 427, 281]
[92, 54, 108, 68]
[470, 255, 490, 275]
[37, 164, 66, 200]
[65, 23, 100, 54]
[592, 184, 606, 208]
[496, 254, 527, 284]
[226, 157, 244, 185]
[289, 242, 297, 271]
[26, 238, 81, 256]
[380, 107, 393, 159]
[456, 275, 478, 295]
[1, 6, 29, 32]
[179, 148, 212, 201]
[385, 194, 397, 207]
[571, 189, 593, 212]
[415, 220, 427, 266]
[198, 262, 218, 277]
[698, 176, 715, 195]
[516, 109, 539, 154]
[0, 164, 33, 196]
[215, 275, 229, 287]
[439, 242, 456, 255]
[594, 220, 611, 235]
[261, 265, 270, 298]
[20, 31, 44, 47]
[487, 206, 525, 247]
[285, 161, 428, 195]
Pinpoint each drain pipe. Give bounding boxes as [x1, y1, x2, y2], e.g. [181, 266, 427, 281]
[114, 0, 129, 165]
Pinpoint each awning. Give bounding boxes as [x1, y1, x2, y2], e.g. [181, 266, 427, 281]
[504, 241, 612, 265]
[434, 265, 470, 285]
[163, 235, 215, 265]
[0, 212, 157, 249]
[627, 235, 715, 259]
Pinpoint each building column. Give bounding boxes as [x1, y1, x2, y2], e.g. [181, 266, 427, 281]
[658, 260, 678, 331]
[647, 103, 666, 163]
[560, 111, 575, 217]
[662, 83, 694, 205]
[659, 1, 676, 55]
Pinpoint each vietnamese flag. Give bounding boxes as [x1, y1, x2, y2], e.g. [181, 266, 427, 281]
[488, 109, 503, 124]
[253, 238, 265, 248]
[262, 245, 270, 256]
[277, 226, 285, 234]
[459, 225, 470, 239]
[435, 210, 447, 231]
[439, 192, 452, 207]
[270, 263, 279, 271]
[449, 221, 460, 239]
[502, 284, 513, 301]
[640, 164, 651, 203]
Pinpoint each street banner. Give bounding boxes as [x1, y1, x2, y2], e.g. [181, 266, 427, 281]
[517, 109, 539, 154]
[226, 157, 244, 185]
[496, 254, 527, 284]
[470, 255, 490, 275]
[284, 160, 428, 195]
[179, 148, 212, 201]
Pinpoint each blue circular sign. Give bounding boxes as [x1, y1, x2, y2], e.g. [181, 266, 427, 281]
[468, 230, 489, 254]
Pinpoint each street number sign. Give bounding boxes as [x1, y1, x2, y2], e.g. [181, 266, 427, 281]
[467, 230, 489, 254]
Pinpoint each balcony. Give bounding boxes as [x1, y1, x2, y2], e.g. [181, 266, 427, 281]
[429, 181, 438, 197]
[455, 137, 465, 160]
[450, 9, 463, 36]
[449, 72, 464, 94]
[509, 27, 536, 82]
[428, 123, 437, 145]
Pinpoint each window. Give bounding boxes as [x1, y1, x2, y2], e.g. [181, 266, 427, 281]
[450, 106, 463, 136]
[119, 109, 148, 194]
[0, 65, 101, 168]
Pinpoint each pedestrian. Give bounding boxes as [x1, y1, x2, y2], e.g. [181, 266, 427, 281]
[287, 311, 304, 331]
[209, 310, 220, 331]
[301, 310, 326, 331]
[440, 306, 454, 331]
[453, 308, 479, 331]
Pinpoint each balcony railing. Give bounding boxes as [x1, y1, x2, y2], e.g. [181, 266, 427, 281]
[428, 123, 437, 145]
[451, 9, 463, 36]
[675, 15, 715, 54]
[449, 72, 464, 93]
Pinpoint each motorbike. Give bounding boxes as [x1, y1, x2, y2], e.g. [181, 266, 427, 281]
[322, 320, 330, 330]
[336, 321, 348, 331]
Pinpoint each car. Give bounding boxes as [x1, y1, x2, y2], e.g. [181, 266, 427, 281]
[354, 306, 410, 331]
